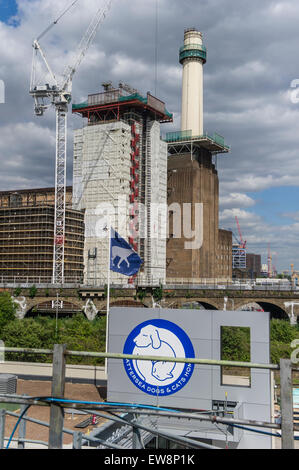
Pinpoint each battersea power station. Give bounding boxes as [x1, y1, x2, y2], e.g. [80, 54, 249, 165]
[0, 29, 232, 286]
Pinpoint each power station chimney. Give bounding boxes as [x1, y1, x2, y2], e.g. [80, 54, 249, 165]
[180, 28, 207, 137]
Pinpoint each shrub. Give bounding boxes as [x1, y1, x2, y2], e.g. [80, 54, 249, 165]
[270, 319, 299, 343]
[221, 326, 250, 362]
[13, 287, 22, 297]
[0, 292, 16, 332]
[153, 285, 163, 302]
[2, 318, 52, 362]
[29, 285, 37, 299]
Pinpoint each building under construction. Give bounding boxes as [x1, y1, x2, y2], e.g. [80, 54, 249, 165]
[0, 29, 234, 287]
[0, 187, 84, 283]
[72, 83, 173, 286]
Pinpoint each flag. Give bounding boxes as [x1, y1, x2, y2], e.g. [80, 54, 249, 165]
[110, 228, 143, 276]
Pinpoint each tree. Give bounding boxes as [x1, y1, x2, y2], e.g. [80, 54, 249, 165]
[2, 318, 52, 362]
[0, 291, 16, 331]
[270, 319, 298, 344]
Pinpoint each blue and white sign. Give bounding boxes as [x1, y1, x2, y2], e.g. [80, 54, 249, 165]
[110, 228, 143, 276]
[123, 319, 195, 396]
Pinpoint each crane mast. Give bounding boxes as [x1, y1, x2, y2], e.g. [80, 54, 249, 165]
[53, 105, 68, 284]
[30, 0, 112, 284]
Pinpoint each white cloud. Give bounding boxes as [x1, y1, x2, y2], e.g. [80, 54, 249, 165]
[220, 192, 256, 209]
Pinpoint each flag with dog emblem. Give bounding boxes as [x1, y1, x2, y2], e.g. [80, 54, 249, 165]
[110, 228, 143, 276]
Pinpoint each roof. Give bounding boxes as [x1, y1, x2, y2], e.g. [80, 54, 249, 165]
[72, 89, 173, 123]
[0, 186, 72, 196]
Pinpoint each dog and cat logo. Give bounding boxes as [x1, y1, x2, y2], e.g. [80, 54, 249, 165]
[123, 319, 195, 396]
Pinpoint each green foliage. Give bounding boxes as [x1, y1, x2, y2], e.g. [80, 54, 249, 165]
[152, 285, 163, 302]
[136, 289, 146, 302]
[270, 319, 299, 343]
[1, 312, 298, 367]
[13, 287, 22, 297]
[270, 341, 293, 365]
[57, 314, 106, 364]
[28, 285, 37, 299]
[2, 318, 52, 362]
[0, 292, 16, 331]
[221, 320, 299, 365]
[270, 319, 299, 364]
[1, 313, 107, 365]
[221, 326, 251, 362]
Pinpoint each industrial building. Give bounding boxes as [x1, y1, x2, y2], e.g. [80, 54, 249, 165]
[166, 28, 232, 282]
[72, 83, 173, 286]
[233, 253, 261, 280]
[0, 187, 84, 283]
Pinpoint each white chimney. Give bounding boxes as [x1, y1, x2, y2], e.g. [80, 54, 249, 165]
[180, 28, 207, 137]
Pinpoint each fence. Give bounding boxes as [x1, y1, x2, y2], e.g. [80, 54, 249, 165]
[0, 345, 298, 449]
[0, 276, 297, 292]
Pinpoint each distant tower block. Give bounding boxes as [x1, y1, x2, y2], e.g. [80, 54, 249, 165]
[180, 28, 207, 137]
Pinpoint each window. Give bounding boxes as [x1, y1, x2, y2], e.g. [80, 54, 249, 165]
[221, 326, 251, 387]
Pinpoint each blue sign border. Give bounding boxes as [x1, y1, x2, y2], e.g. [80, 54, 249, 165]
[123, 319, 195, 396]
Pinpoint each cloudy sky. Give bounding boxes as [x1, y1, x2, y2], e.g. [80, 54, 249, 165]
[0, 0, 299, 272]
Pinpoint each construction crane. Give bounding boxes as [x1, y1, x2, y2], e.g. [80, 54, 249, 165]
[267, 243, 273, 278]
[228, 217, 247, 270]
[235, 216, 246, 249]
[30, 0, 112, 284]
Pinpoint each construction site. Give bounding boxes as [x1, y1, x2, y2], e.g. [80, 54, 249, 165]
[72, 84, 172, 286]
[0, 187, 84, 283]
[0, 23, 234, 288]
[0, 0, 298, 452]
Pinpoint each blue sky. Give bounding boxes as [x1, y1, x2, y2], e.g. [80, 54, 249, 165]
[250, 187, 299, 226]
[0, 0, 18, 23]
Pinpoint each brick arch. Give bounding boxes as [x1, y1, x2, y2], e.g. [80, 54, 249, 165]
[233, 299, 289, 320]
[26, 297, 84, 316]
[173, 298, 220, 310]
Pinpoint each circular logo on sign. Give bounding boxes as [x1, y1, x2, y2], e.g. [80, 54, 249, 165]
[123, 319, 195, 396]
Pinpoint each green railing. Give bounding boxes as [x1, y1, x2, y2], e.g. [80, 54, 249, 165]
[179, 43, 207, 63]
[119, 92, 147, 104]
[179, 44, 207, 54]
[72, 94, 173, 120]
[165, 130, 192, 142]
[165, 130, 229, 149]
[72, 102, 88, 110]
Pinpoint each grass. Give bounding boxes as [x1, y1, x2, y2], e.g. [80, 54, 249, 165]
[0, 402, 20, 412]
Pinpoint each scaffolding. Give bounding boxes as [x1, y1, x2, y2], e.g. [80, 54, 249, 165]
[0, 187, 73, 208]
[232, 244, 246, 270]
[0, 191, 84, 283]
[74, 121, 132, 286]
[72, 85, 170, 287]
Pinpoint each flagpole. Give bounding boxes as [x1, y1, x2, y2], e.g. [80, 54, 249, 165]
[105, 225, 111, 376]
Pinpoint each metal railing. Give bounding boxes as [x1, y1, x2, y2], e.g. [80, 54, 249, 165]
[164, 130, 230, 150]
[0, 275, 297, 292]
[0, 345, 298, 449]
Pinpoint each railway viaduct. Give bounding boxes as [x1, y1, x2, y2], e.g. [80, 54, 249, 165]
[1, 285, 299, 324]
